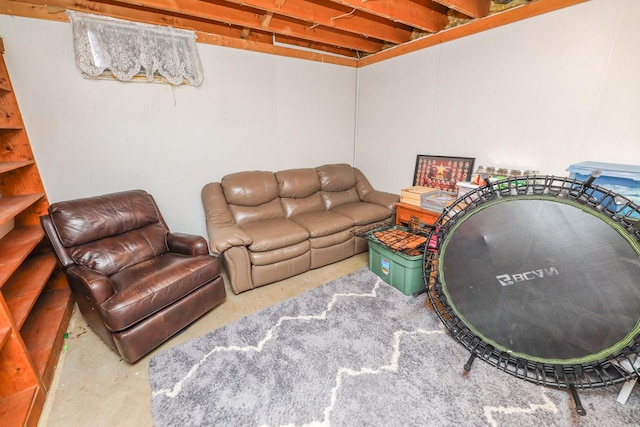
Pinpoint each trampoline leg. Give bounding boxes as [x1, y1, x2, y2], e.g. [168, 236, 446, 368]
[569, 385, 586, 416]
[464, 353, 476, 372]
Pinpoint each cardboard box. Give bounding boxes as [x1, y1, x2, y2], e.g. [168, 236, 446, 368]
[400, 186, 434, 207]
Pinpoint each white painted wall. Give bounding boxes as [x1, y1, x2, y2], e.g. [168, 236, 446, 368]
[355, 0, 640, 194]
[3, 0, 640, 238]
[0, 16, 357, 237]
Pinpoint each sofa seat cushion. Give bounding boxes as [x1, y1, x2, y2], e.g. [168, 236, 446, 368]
[102, 254, 221, 332]
[241, 218, 309, 252]
[289, 211, 353, 237]
[249, 240, 310, 266]
[330, 202, 392, 225]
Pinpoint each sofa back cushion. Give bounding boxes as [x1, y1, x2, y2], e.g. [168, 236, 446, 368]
[316, 164, 360, 209]
[221, 171, 285, 224]
[276, 168, 325, 217]
[48, 190, 169, 276]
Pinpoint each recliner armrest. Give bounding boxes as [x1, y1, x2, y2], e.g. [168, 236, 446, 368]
[202, 182, 253, 254]
[66, 265, 116, 305]
[361, 190, 400, 211]
[167, 232, 210, 256]
[354, 168, 400, 211]
[206, 223, 252, 255]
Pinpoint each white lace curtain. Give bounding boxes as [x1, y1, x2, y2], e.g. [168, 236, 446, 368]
[66, 10, 204, 86]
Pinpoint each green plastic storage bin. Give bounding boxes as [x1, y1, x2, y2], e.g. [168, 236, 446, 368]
[368, 240, 425, 296]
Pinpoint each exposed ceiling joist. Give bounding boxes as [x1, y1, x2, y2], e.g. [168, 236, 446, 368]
[0, 0, 590, 67]
[435, 0, 492, 18]
[222, 0, 413, 44]
[326, 0, 450, 33]
[105, 0, 383, 53]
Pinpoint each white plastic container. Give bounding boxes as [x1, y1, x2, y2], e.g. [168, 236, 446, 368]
[456, 181, 479, 198]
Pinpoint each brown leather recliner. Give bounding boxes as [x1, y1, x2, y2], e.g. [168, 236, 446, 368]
[40, 190, 226, 363]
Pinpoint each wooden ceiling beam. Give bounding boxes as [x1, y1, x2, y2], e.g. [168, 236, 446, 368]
[326, 0, 450, 33]
[221, 0, 413, 45]
[0, 0, 591, 67]
[0, 0, 358, 66]
[104, 0, 383, 52]
[434, 0, 491, 18]
[275, 34, 360, 58]
[0, 0, 270, 42]
[360, 0, 590, 66]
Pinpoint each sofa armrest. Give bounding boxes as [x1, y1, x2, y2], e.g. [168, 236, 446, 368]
[202, 182, 253, 254]
[354, 168, 400, 211]
[363, 190, 400, 211]
[207, 223, 253, 254]
[167, 232, 210, 256]
[66, 265, 116, 305]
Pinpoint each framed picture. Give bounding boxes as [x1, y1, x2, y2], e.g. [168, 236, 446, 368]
[413, 154, 475, 192]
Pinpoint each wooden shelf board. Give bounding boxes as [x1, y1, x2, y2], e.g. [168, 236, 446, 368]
[0, 225, 45, 287]
[0, 77, 10, 92]
[0, 325, 10, 349]
[0, 160, 33, 174]
[0, 122, 22, 131]
[0, 193, 44, 225]
[0, 385, 38, 427]
[22, 280, 74, 388]
[3, 254, 57, 329]
[0, 39, 72, 427]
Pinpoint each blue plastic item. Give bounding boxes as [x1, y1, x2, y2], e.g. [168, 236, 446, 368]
[567, 161, 640, 219]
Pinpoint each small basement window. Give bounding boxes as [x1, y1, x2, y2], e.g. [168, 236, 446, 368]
[66, 10, 204, 87]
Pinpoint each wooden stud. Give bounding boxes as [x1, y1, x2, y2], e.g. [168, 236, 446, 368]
[327, 0, 450, 33]
[434, 0, 491, 19]
[261, 12, 273, 29]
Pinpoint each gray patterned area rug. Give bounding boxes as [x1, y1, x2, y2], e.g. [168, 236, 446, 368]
[149, 268, 640, 426]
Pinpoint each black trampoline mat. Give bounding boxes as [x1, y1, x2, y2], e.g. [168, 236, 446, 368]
[441, 197, 640, 363]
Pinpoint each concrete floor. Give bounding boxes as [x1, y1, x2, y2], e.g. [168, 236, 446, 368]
[38, 253, 368, 427]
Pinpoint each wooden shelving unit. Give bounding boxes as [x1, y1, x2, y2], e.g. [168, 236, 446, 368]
[0, 38, 74, 427]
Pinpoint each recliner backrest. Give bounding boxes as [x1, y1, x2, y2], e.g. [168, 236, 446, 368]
[316, 164, 360, 209]
[276, 168, 324, 217]
[47, 190, 169, 276]
[221, 171, 285, 224]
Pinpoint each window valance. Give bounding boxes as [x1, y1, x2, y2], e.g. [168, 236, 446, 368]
[66, 10, 204, 86]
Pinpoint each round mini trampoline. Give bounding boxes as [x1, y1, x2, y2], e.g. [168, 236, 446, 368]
[424, 174, 640, 415]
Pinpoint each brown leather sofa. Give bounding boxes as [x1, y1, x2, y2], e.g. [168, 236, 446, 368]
[41, 190, 227, 363]
[201, 163, 399, 294]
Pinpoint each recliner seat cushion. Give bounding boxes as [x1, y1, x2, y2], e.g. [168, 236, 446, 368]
[330, 201, 393, 225]
[102, 254, 221, 331]
[289, 211, 353, 237]
[241, 218, 309, 252]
